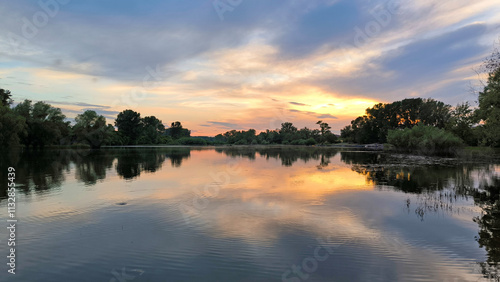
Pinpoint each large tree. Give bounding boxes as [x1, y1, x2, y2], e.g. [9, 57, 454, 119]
[447, 102, 477, 146]
[167, 121, 190, 139]
[140, 116, 165, 144]
[476, 49, 500, 147]
[0, 89, 13, 107]
[73, 110, 113, 149]
[0, 90, 26, 148]
[317, 120, 337, 143]
[13, 100, 70, 148]
[342, 98, 452, 144]
[115, 109, 143, 145]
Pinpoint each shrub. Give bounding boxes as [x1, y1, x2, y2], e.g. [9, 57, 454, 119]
[387, 124, 463, 155]
[305, 138, 317, 146]
[234, 139, 248, 145]
[290, 139, 304, 145]
[177, 137, 207, 145]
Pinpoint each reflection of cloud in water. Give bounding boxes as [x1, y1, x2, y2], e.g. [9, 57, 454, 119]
[1, 147, 497, 281]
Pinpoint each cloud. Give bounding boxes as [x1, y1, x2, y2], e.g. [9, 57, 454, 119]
[317, 114, 338, 119]
[45, 100, 111, 109]
[289, 102, 310, 106]
[311, 22, 494, 103]
[1, 0, 499, 135]
[206, 121, 239, 129]
[59, 108, 118, 122]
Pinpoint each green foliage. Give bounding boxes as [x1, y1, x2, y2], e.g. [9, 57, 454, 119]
[305, 138, 317, 145]
[447, 102, 479, 146]
[166, 121, 191, 139]
[476, 55, 500, 147]
[141, 116, 166, 144]
[177, 137, 207, 145]
[290, 139, 306, 145]
[73, 110, 113, 149]
[222, 129, 257, 144]
[13, 100, 70, 148]
[0, 105, 26, 148]
[387, 124, 463, 155]
[316, 120, 338, 144]
[234, 139, 248, 145]
[0, 89, 13, 107]
[115, 109, 142, 145]
[342, 98, 452, 144]
[215, 121, 337, 146]
[280, 122, 298, 142]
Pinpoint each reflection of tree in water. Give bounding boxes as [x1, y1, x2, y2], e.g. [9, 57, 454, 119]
[115, 149, 165, 180]
[74, 150, 115, 185]
[216, 147, 256, 160]
[341, 151, 381, 165]
[342, 151, 500, 279]
[115, 148, 191, 179]
[215, 147, 338, 167]
[340, 151, 487, 193]
[165, 148, 191, 168]
[0, 148, 193, 199]
[0, 149, 73, 198]
[317, 154, 331, 169]
[472, 177, 500, 281]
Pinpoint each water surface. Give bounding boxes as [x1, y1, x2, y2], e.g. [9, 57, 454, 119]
[0, 147, 499, 281]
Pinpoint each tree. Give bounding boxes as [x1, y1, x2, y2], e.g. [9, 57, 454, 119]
[115, 110, 143, 145]
[279, 122, 298, 143]
[317, 120, 337, 143]
[0, 89, 26, 148]
[140, 116, 165, 144]
[0, 89, 12, 107]
[342, 98, 453, 144]
[73, 110, 113, 149]
[167, 121, 190, 139]
[0, 104, 26, 148]
[280, 122, 297, 134]
[447, 102, 477, 146]
[13, 100, 70, 148]
[476, 50, 500, 147]
[316, 120, 329, 134]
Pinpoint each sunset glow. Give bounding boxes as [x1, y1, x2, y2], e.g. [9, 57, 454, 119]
[2, 0, 499, 136]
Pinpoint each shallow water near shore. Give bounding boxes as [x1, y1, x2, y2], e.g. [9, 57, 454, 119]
[1, 147, 499, 281]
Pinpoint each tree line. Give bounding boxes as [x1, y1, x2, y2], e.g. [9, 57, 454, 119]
[0, 92, 339, 149]
[213, 120, 337, 145]
[0, 92, 193, 149]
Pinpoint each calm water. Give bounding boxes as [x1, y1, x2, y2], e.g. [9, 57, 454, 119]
[0, 147, 499, 282]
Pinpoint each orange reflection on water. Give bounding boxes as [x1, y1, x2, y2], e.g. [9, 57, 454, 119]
[130, 149, 376, 243]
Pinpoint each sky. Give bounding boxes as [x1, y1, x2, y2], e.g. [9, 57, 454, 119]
[0, 0, 499, 135]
